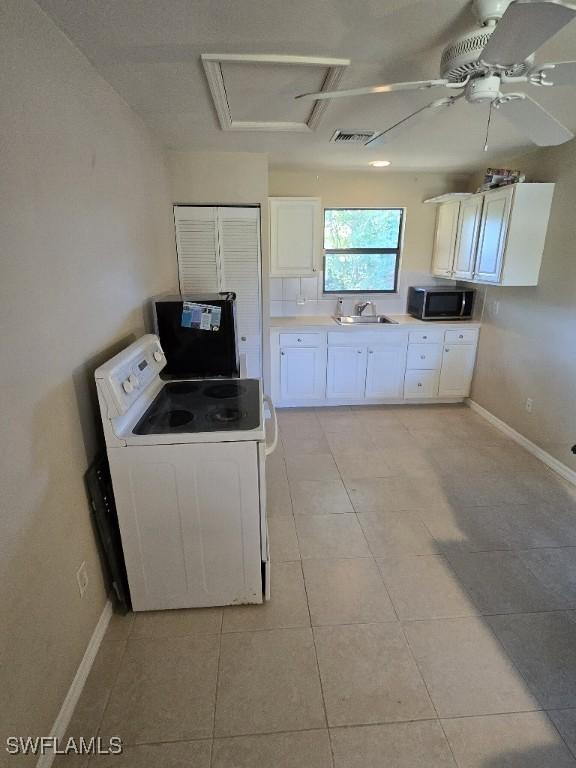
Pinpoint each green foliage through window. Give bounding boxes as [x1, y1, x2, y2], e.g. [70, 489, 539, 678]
[323, 208, 403, 294]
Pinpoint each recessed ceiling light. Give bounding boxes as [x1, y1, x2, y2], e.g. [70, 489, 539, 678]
[370, 160, 391, 167]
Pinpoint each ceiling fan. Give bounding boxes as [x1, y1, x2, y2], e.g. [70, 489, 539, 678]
[296, 0, 576, 147]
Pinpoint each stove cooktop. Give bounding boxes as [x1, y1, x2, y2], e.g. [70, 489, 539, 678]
[133, 379, 261, 435]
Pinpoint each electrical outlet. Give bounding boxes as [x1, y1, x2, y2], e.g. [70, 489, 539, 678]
[76, 561, 88, 598]
[525, 398, 533, 414]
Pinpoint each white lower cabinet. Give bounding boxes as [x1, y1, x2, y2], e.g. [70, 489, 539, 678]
[438, 343, 477, 397]
[326, 346, 367, 399]
[404, 370, 439, 399]
[365, 344, 407, 399]
[280, 344, 326, 401]
[272, 325, 478, 406]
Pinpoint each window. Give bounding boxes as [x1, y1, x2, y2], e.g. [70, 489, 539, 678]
[323, 208, 403, 294]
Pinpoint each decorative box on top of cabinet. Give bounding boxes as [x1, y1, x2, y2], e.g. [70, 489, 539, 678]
[431, 183, 554, 286]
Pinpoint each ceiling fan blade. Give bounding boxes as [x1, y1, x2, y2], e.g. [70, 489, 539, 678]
[481, 0, 576, 67]
[497, 93, 574, 145]
[531, 60, 576, 85]
[366, 97, 459, 146]
[296, 79, 450, 101]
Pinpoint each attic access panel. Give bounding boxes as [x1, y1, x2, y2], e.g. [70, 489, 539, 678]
[201, 53, 350, 132]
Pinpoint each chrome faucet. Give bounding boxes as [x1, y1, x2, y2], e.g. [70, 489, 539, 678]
[355, 300, 376, 316]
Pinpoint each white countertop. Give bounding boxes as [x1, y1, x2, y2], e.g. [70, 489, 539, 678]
[270, 314, 481, 329]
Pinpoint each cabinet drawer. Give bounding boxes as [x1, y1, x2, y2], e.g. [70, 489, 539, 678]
[328, 331, 408, 346]
[279, 332, 323, 347]
[404, 370, 439, 399]
[444, 328, 478, 345]
[408, 330, 443, 344]
[406, 344, 442, 370]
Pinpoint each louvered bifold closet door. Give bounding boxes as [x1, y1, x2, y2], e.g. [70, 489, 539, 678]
[174, 206, 219, 293]
[218, 207, 262, 378]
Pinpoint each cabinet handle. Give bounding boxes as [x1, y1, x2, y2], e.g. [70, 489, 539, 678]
[459, 334, 464, 339]
[420, 355, 426, 360]
[357, 349, 362, 354]
[297, 338, 302, 342]
[241, 336, 247, 341]
[418, 383, 423, 387]
[368, 349, 374, 354]
[281, 351, 285, 356]
[445, 348, 449, 353]
[422, 335, 428, 340]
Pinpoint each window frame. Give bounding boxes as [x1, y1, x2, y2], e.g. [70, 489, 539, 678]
[322, 206, 404, 295]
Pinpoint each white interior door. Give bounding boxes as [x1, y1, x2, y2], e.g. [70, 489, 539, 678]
[326, 346, 367, 399]
[432, 201, 460, 277]
[364, 343, 407, 399]
[453, 196, 483, 279]
[438, 344, 477, 397]
[174, 206, 219, 292]
[109, 442, 263, 611]
[474, 188, 512, 283]
[218, 207, 262, 377]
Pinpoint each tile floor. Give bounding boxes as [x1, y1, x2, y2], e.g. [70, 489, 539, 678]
[60, 404, 576, 767]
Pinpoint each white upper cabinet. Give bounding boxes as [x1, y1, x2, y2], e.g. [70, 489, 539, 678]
[474, 186, 512, 283]
[430, 183, 554, 286]
[453, 195, 483, 280]
[269, 197, 322, 276]
[431, 201, 459, 277]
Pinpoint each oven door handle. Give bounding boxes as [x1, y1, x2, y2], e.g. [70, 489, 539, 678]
[263, 395, 278, 456]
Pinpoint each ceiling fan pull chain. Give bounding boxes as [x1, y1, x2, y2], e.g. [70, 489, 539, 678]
[483, 102, 493, 152]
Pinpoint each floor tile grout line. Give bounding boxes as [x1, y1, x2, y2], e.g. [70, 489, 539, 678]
[209, 628, 224, 766]
[298, 557, 336, 768]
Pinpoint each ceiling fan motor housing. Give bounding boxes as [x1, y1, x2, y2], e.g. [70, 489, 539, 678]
[440, 27, 531, 82]
[465, 73, 501, 102]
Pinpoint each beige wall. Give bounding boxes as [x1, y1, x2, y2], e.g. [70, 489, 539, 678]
[469, 151, 576, 471]
[269, 168, 469, 273]
[165, 150, 271, 389]
[0, 0, 177, 750]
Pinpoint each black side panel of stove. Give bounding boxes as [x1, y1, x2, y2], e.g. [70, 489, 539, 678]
[154, 296, 239, 379]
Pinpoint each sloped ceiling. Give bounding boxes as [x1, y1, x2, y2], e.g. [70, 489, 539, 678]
[37, 0, 576, 170]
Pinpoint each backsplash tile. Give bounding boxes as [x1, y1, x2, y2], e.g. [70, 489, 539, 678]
[269, 271, 452, 318]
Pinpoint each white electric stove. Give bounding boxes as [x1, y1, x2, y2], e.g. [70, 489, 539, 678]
[95, 334, 277, 611]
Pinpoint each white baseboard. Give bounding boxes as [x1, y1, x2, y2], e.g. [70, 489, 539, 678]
[37, 600, 113, 768]
[467, 399, 576, 488]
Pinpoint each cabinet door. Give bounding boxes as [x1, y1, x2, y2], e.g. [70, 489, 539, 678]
[431, 202, 460, 277]
[364, 343, 407, 399]
[270, 198, 322, 276]
[453, 195, 483, 279]
[280, 346, 326, 401]
[474, 187, 512, 283]
[438, 344, 477, 397]
[326, 346, 367, 399]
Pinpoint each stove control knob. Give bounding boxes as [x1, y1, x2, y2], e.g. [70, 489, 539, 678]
[122, 379, 134, 394]
[128, 374, 139, 388]
[153, 350, 163, 362]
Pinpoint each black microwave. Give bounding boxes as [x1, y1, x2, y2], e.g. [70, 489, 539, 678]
[407, 286, 475, 321]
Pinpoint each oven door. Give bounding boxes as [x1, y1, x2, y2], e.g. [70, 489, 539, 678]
[424, 291, 471, 319]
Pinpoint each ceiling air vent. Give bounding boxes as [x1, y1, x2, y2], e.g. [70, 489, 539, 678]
[331, 129, 377, 145]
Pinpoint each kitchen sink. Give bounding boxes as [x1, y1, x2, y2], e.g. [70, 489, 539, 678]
[334, 314, 398, 325]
